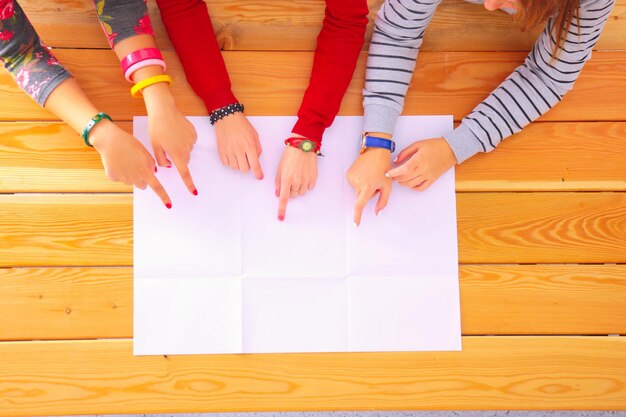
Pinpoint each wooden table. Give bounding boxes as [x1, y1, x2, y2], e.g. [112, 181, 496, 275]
[1, 1, 625, 415]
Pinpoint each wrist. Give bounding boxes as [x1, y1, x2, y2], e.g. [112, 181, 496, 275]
[365, 131, 392, 140]
[88, 119, 115, 150]
[361, 133, 396, 154]
[362, 147, 392, 156]
[143, 83, 176, 113]
[210, 103, 245, 125]
[285, 136, 323, 156]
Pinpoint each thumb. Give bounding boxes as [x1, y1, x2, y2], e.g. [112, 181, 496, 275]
[375, 183, 392, 215]
[394, 141, 421, 164]
[153, 144, 172, 168]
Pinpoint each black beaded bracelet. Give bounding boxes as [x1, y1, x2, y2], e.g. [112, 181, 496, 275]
[209, 102, 244, 125]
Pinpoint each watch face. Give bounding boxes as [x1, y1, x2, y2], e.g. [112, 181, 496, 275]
[300, 140, 315, 152]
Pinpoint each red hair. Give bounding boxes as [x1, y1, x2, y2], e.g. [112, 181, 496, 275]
[516, 0, 581, 58]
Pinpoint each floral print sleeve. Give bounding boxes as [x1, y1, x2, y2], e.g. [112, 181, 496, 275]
[93, 0, 155, 48]
[0, 0, 72, 106]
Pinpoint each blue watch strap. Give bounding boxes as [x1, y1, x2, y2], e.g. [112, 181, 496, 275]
[364, 135, 396, 153]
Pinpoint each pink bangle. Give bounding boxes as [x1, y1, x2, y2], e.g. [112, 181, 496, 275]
[120, 48, 163, 75]
[124, 58, 167, 82]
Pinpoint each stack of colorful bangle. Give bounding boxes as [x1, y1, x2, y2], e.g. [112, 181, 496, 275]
[121, 48, 172, 98]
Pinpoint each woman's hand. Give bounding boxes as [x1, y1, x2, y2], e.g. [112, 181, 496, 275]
[386, 137, 457, 191]
[214, 112, 264, 179]
[143, 84, 198, 195]
[346, 148, 392, 226]
[275, 140, 318, 221]
[90, 120, 172, 208]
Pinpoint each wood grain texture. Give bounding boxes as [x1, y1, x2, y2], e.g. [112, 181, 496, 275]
[22, 0, 626, 51]
[457, 192, 626, 264]
[2, 51, 626, 122]
[0, 267, 131, 340]
[0, 265, 624, 341]
[2, 121, 625, 193]
[1, 193, 624, 267]
[456, 121, 626, 191]
[459, 264, 626, 335]
[0, 337, 624, 415]
[0, 195, 132, 267]
[0, 123, 128, 193]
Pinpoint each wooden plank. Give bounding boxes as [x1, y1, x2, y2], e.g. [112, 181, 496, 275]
[0, 195, 132, 267]
[0, 123, 128, 193]
[2, 51, 626, 122]
[0, 337, 624, 415]
[456, 121, 626, 192]
[457, 192, 626, 264]
[1, 193, 624, 267]
[23, 0, 626, 51]
[0, 265, 624, 340]
[0, 267, 131, 340]
[2, 121, 625, 193]
[459, 264, 626, 335]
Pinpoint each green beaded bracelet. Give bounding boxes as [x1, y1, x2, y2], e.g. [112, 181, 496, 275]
[82, 112, 112, 147]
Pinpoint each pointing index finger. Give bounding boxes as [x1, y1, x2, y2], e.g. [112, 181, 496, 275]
[173, 159, 197, 195]
[353, 188, 373, 227]
[277, 178, 290, 221]
[147, 173, 172, 209]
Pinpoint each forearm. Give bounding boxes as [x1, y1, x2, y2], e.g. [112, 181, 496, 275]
[292, 0, 369, 142]
[111, 35, 175, 113]
[443, 0, 615, 164]
[44, 77, 101, 135]
[93, 0, 173, 112]
[93, 0, 154, 47]
[362, 0, 440, 135]
[0, 0, 72, 106]
[155, 0, 237, 112]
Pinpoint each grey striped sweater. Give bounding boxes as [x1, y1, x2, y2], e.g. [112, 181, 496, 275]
[362, 0, 615, 163]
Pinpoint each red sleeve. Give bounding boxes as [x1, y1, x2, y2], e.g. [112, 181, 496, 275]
[155, 0, 238, 113]
[291, 0, 369, 144]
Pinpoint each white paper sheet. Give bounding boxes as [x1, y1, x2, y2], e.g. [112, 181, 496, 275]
[342, 117, 459, 277]
[347, 275, 462, 352]
[134, 276, 242, 355]
[242, 277, 348, 353]
[133, 116, 461, 355]
[133, 117, 241, 279]
[239, 117, 348, 278]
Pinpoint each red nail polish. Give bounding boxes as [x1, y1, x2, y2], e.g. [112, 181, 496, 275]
[154, 166, 158, 173]
[275, 190, 279, 197]
[165, 203, 172, 209]
[167, 165, 172, 168]
[278, 215, 285, 222]
[192, 189, 198, 196]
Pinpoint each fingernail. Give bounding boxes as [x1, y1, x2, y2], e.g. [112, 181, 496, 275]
[154, 166, 158, 173]
[354, 222, 358, 228]
[165, 203, 172, 209]
[393, 157, 398, 163]
[278, 215, 285, 222]
[166, 165, 172, 168]
[385, 172, 390, 178]
[377, 210, 383, 217]
[275, 190, 279, 197]
[192, 189, 198, 196]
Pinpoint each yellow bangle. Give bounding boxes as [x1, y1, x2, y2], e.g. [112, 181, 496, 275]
[130, 74, 172, 98]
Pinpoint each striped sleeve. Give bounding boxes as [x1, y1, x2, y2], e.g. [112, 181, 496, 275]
[362, 0, 441, 134]
[444, 0, 615, 163]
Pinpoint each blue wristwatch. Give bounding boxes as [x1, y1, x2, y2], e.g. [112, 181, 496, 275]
[360, 133, 396, 154]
